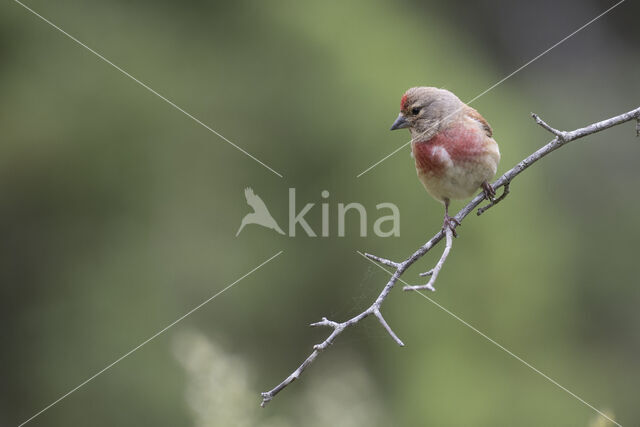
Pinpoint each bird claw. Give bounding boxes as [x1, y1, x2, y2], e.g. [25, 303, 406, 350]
[442, 215, 459, 237]
[481, 181, 496, 202]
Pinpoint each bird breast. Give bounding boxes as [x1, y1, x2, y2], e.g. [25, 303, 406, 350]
[413, 123, 484, 173]
[412, 119, 499, 201]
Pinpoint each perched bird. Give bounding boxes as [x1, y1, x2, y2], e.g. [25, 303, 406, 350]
[390, 87, 500, 235]
[236, 187, 285, 236]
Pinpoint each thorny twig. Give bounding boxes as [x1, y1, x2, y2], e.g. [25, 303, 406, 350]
[260, 106, 640, 407]
[403, 227, 453, 292]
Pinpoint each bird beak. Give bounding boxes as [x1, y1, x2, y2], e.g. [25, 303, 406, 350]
[390, 114, 409, 130]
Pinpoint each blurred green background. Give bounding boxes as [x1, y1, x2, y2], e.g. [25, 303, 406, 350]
[2, 0, 639, 426]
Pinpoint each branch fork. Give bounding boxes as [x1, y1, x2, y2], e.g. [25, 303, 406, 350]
[532, 113, 569, 141]
[403, 227, 454, 292]
[260, 106, 640, 407]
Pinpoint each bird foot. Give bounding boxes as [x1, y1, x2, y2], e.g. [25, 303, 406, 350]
[481, 181, 496, 202]
[443, 215, 460, 238]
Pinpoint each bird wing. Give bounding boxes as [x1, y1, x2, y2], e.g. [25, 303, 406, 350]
[244, 187, 269, 213]
[466, 108, 493, 137]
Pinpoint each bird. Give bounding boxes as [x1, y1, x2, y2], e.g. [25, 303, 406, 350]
[236, 187, 285, 236]
[390, 87, 500, 236]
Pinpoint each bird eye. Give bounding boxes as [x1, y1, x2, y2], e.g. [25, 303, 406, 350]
[411, 106, 421, 115]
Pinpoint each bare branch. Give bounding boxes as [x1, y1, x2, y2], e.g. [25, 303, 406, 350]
[364, 252, 401, 268]
[261, 258, 404, 406]
[532, 113, 568, 140]
[260, 106, 640, 407]
[309, 317, 340, 329]
[403, 227, 453, 292]
[373, 308, 405, 346]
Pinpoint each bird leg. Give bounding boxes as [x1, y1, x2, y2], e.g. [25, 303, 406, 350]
[481, 180, 496, 202]
[442, 198, 460, 238]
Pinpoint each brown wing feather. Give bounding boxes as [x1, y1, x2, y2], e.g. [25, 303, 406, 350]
[466, 108, 493, 137]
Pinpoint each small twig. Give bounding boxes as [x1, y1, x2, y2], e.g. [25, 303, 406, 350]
[309, 317, 340, 329]
[532, 113, 568, 141]
[373, 309, 405, 346]
[364, 253, 401, 268]
[403, 227, 453, 292]
[477, 182, 511, 216]
[261, 106, 640, 407]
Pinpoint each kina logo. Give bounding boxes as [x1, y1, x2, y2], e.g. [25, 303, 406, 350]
[236, 187, 286, 237]
[235, 187, 400, 238]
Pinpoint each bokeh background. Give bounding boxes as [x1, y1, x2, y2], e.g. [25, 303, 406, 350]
[2, 0, 639, 426]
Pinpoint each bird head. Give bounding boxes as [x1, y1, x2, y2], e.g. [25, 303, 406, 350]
[390, 87, 463, 141]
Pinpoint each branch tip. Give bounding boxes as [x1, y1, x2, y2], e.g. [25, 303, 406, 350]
[364, 252, 401, 268]
[310, 317, 340, 328]
[373, 309, 405, 346]
[532, 112, 567, 140]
